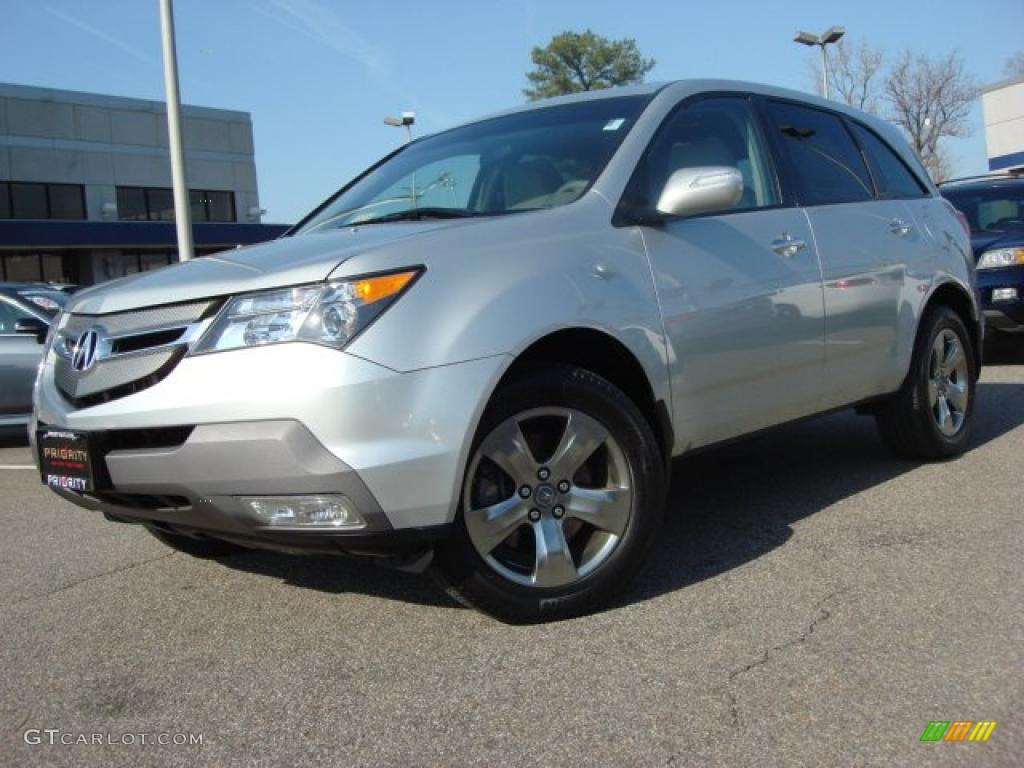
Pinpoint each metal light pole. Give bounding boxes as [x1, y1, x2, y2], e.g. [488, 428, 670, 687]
[158, 0, 194, 261]
[384, 112, 417, 208]
[793, 26, 845, 99]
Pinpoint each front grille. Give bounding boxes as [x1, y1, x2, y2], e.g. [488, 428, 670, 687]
[61, 300, 214, 338]
[57, 347, 180, 400]
[55, 299, 218, 406]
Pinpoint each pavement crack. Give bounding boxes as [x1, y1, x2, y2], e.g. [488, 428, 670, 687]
[0, 552, 176, 610]
[725, 589, 844, 729]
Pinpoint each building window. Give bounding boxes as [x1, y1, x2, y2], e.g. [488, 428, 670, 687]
[115, 187, 148, 221]
[0, 182, 85, 220]
[139, 251, 174, 271]
[0, 252, 76, 283]
[117, 186, 235, 222]
[2, 253, 42, 282]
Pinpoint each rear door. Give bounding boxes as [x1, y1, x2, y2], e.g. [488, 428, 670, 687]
[764, 100, 914, 408]
[628, 95, 826, 449]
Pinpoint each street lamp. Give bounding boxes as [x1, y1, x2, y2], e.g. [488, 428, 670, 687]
[384, 111, 416, 143]
[793, 26, 845, 99]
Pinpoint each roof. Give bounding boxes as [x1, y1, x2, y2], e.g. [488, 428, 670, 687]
[462, 78, 886, 132]
[0, 81, 251, 123]
[981, 73, 1024, 95]
[0, 220, 289, 250]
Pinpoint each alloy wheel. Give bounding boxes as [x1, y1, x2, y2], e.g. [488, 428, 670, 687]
[463, 407, 633, 588]
[928, 329, 969, 437]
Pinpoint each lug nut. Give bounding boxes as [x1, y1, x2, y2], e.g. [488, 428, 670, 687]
[538, 467, 551, 481]
[528, 508, 541, 522]
[552, 505, 565, 519]
[557, 480, 570, 493]
[519, 485, 532, 498]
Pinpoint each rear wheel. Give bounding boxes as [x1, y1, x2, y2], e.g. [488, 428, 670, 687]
[146, 527, 249, 558]
[434, 365, 665, 623]
[875, 306, 976, 459]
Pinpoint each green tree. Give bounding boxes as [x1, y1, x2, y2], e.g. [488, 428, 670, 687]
[524, 29, 655, 101]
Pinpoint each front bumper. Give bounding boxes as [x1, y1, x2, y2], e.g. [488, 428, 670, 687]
[978, 267, 1024, 331]
[34, 342, 508, 544]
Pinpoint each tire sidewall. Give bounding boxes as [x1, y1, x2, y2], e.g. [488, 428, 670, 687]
[910, 308, 976, 453]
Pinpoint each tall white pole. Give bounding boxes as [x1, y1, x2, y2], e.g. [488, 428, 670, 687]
[821, 44, 829, 99]
[158, 0, 194, 262]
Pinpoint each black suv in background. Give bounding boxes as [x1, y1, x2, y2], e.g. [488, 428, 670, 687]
[941, 172, 1024, 339]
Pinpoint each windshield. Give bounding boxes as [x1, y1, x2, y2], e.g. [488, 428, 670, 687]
[14, 287, 69, 317]
[296, 96, 650, 233]
[943, 184, 1024, 234]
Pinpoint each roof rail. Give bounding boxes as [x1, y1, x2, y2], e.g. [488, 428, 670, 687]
[938, 169, 1024, 186]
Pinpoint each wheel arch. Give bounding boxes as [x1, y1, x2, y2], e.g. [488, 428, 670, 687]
[921, 280, 983, 376]
[492, 327, 673, 470]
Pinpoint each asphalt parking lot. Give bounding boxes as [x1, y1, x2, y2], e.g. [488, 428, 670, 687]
[1, 343, 1022, 768]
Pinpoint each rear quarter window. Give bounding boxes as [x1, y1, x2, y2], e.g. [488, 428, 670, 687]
[849, 122, 927, 199]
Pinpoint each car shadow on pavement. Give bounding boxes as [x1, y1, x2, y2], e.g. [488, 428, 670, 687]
[617, 379, 1024, 609]
[219, 380, 1024, 615]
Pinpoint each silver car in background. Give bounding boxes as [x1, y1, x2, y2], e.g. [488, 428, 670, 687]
[1, 284, 69, 427]
[32, 80, 980, 622]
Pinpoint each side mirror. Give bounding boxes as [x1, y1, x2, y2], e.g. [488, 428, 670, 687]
[14, 317, 48, 344]
[656, 166, 744, 218]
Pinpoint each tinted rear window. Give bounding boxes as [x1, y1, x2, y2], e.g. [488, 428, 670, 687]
[850, 123, 926, 199]
[767, 101, 874, 206]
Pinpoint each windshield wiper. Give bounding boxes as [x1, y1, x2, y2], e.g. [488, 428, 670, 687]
[352, 207, 481, 226]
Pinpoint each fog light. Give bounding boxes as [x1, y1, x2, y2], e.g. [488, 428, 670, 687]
[239, 495, 365, 528]
[992, 288, 1018, 302]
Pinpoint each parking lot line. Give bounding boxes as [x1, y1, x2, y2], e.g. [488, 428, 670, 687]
[0, 465, 35, 470]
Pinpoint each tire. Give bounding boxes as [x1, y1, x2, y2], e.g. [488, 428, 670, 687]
[146, 527, 249, 558]
[875, 306, 976, 460]
[433, 364, 665, 623]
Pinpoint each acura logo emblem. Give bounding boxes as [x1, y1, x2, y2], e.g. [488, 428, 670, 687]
[71, 327, 104, 372]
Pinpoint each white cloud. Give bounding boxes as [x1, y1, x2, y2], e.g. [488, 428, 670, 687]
[262, 0, 451, 127]
[46, 5, 158, 68]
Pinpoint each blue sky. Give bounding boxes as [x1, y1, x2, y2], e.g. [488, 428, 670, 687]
[2, 0, 1021, 223]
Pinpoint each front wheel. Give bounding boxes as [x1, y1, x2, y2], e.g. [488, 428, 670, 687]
[875, 306, 976, 459]
[433, 365, 665, 623]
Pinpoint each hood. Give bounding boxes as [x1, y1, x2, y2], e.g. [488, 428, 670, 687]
[67, 221, 460, 315]
[969, 230, 1024, 261]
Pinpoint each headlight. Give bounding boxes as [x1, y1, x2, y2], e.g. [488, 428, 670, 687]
[191, 268, 421, 355]
[977, 247, 1024, 270]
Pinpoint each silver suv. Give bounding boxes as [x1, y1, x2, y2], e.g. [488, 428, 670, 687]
[33, 81, 980, 622]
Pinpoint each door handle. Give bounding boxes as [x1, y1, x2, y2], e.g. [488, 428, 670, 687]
[770, 233, 807, 258]
[889, 218, 913, 237]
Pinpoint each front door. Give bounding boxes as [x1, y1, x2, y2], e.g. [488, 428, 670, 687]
[628, 96, 826, 450]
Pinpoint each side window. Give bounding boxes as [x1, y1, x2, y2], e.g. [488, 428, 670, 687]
[767, 101, 873, 205]
[849, 122, 927, 199]
[623, 96, 779, 215]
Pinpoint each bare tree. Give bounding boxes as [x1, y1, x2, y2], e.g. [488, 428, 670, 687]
[810, 38, 885, 112]
[884, 50, 977, 181]
[1005, 51, 1024, 78]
